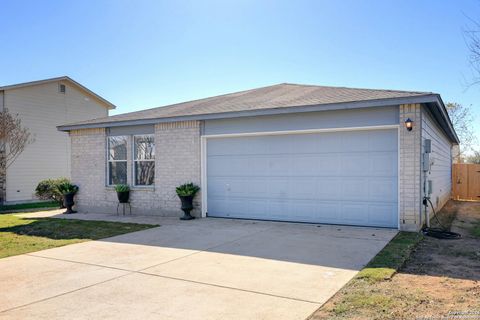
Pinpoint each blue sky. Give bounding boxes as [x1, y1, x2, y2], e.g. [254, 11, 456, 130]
[1, 0, 479, 147]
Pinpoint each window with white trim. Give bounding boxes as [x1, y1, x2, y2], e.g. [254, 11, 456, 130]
[107, 136, 128, 185]
[133, 135, 155, 186]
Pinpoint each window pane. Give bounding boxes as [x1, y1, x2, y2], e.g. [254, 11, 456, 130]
[135, 161, 155, 185]
[108, 136, 127, 160]
[134, 135, 155, 160]
[109, 161, 127, 185]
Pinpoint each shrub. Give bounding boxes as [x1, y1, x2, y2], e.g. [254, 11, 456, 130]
[35, 178, 70, 207]
[114, 184, 130, 192]
[176, 183, 200, 197]
[57, 181, 79, 195]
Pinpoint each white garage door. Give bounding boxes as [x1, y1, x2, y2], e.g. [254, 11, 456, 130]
[206, 129, 398, 228]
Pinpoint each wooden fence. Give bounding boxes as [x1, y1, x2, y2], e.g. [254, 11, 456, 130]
[452, 163, 480, 201]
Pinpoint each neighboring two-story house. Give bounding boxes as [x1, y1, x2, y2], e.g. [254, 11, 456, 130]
[0, 76, 115, 204]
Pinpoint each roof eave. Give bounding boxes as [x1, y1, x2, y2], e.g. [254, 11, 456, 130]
[58, 94, 440, 131]
[429, 94, 460, 144]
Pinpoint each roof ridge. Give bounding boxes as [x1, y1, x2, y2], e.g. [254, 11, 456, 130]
[280, 82, 433, 95]
[103, 83, 287, 119]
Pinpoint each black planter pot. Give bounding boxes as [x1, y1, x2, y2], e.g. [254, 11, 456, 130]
[179, 195, 195, 220]
[117, 191, 130, 203]
[63, 192, 77, 214]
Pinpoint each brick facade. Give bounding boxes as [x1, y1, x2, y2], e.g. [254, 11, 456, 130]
[70, 122, 201, 217]
[70, 107, 447, 231]
[399, 104, 423, 231]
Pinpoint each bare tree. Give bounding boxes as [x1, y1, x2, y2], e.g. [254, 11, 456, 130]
[0, 108, 35, 202]
[464, 17, 480, 86]
[466, 150, 480, 164]
[446, 102, 476, 162]
[0, 108, 35, 169]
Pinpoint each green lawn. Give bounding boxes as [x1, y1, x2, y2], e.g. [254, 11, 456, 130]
[0, 214, 157, 259]
[471, 221, 480, 238]
[0, 201, 60, 212]
[355, 232, 424, 283]
[311, 231, 424, 319]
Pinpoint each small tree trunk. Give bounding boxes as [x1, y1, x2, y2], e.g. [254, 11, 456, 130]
[0, 148, 5, 205]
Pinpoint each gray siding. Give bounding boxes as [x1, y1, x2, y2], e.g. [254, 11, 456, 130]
[421, 107, 452, 213]
[204, 106, 399, 135]
[107, 124, 154, 136]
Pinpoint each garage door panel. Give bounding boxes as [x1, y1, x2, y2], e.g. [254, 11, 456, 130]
[207, 129, 398, 228]
[207, 177, 229, 197]
[341, 178, 369, 200]
[341, 155, 371, 176]
[317, 133, 342, 153]
[248, 156, 270, 175]
[342, 131, 371, 151]
[208, 199, 230, 216]
[208, 139, 244, 156]
[291, 134, 320, 154]
[316, 201, 341, 222]
[291, 200, 319, 220]
[369, 131, 398, 151]
[246, 178, 269, 197]
[341, 203, 369, 223]
[368, 178, 397, 201]
[243, 199, 269, 217]
[268, 178, 290, 197]
[370, 152, 397, 176]
[268, 200, 290, 219]
[266, 135, 291, 154]
[317, 179, 342, 200]
[267, 156, 292, 175]
[368, 204, 397, 226]
[289, 177, 317, 199]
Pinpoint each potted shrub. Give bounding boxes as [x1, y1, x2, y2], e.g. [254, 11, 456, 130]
[115, 184, 130, 203]
[176, 183, 200, 220]
[57, 181, 79, 214]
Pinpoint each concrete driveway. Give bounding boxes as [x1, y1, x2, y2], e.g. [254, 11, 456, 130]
[0, 215, 397, 320]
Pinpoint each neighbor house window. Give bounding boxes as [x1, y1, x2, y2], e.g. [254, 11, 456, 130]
[133, 135, 155, 185]
[108, 136, 128, 185]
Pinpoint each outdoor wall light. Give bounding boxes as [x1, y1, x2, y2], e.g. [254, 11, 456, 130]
[404, 118, 414, 131]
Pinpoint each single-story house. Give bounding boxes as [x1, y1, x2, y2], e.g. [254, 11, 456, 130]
[0, 76, 115, 204]
[58, 83, 459, 231]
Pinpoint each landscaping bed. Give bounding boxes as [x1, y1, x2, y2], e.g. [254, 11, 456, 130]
[0, 214, 157, 259]
[310, 200, 480, 320]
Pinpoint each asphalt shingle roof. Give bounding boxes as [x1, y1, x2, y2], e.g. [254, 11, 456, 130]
[59, 83, 433, 129]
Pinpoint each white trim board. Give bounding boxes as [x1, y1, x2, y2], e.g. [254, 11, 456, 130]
[202, 124, 399, 139]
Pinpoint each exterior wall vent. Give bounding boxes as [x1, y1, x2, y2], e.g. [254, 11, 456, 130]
[59, 84, 66, 94]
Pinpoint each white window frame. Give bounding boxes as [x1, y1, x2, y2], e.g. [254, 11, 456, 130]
[132, 134, 155, 187]
[107, 136, 128, 186]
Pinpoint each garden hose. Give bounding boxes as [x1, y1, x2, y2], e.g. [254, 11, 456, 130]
[422, 197, 461, 240]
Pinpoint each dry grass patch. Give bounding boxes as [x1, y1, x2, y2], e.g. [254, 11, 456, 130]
[310, 201, 480, 320]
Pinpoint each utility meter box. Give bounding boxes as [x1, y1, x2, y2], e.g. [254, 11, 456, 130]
[423, 153, 431, 172]
[424, 139, 432, 153]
